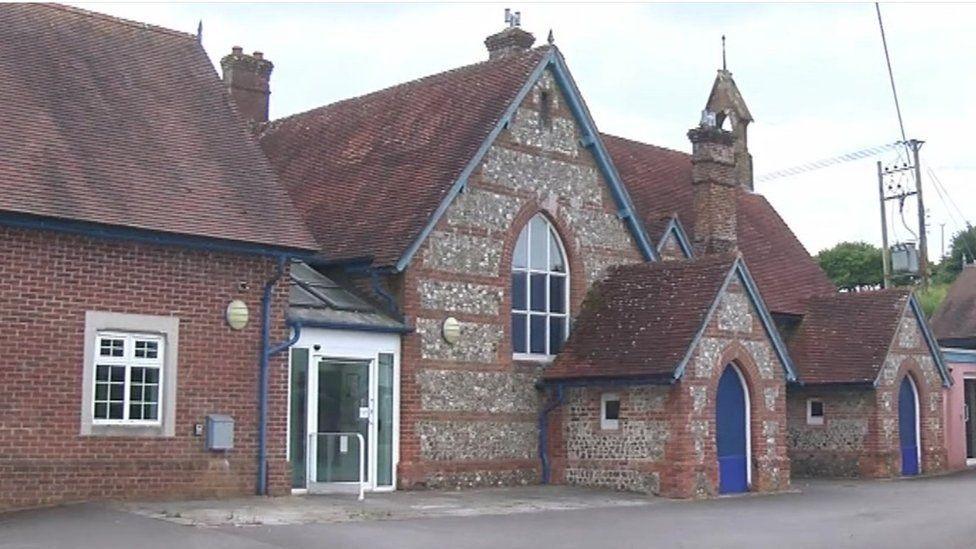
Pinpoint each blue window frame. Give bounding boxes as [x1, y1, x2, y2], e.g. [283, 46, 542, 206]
[511, 214, 569, 357]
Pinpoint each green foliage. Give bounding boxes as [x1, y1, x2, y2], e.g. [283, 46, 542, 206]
[817, 241, 884, 291]
[941, 225, 976, 282]
[915, 283, 949, 318]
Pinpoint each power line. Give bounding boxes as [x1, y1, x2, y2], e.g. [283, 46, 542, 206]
[756, 141, 903, 182]
[875, 3, 908, 145]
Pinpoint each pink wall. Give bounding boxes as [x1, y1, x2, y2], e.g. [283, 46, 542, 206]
[944, 361, 976, 470]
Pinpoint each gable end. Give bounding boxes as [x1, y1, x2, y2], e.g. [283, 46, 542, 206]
[395, 48, 658, 272]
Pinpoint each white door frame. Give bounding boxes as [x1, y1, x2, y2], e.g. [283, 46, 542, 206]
[905, 374, 922, 474]
[308, 350, 378, 493]
[288, 329, 400, 494]
[728, 363, 753, 487]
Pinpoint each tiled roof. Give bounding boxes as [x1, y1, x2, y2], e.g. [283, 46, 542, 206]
[545, 254, 737, 381]
[787, 289, 911, 384]
[0, 4, 317, 251]
[259, 47, 551, 266]
[602, 133, 836, 315]
[931, 266, 976, 343]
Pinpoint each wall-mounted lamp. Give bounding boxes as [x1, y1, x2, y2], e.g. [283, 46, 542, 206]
[226, 299, 250, 330]
[442, 317, 461, 345]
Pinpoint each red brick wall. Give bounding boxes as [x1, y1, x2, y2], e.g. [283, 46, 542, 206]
[0, 226, 292, 511]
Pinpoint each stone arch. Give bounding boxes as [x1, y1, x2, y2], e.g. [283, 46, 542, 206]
[714, 361, 752, 492]
[888, 357, 939, 475]
[501, 201, 586, 315]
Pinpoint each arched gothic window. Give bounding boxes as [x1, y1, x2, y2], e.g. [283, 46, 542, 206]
[511, 214, 569, 357]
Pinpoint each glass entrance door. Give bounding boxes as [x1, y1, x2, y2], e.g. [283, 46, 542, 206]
[300, 353, 396, 493]
[315, 358, 370, 484]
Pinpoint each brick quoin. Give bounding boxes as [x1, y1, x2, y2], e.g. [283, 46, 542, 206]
[0, 226, 293, 511]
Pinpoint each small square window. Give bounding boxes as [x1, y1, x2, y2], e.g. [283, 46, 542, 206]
[807, 399, 824, 426]
[601, 393, 620, 430]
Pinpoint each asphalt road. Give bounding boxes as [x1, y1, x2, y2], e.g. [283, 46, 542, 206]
[4, 471, 976, 549]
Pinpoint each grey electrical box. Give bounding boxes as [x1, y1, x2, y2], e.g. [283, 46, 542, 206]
[891, 243, 920, 275]
[206, 414, 234, 451]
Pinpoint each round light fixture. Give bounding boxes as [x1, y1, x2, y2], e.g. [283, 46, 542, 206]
[226, 299, 250, 330]
[442, 317, 461, 345]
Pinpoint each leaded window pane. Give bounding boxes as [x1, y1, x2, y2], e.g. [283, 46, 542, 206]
[530, 273, 546, 312]
[511, 214, 570, 356]
[511, 273, 527, 310]
[512, 313, 527, 354]
[529, 216, 548, 270]
[529, 315, 546, 354]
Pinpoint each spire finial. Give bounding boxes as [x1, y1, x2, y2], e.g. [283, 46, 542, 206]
[547, 29, 554, 45]
[197, 20, 203, 44]
[721, 34, 727, 71]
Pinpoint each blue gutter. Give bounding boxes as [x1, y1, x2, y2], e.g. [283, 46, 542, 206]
[257, 258, 304, 496]
[907, 295, 952, 387]
[548, 51, 657, 263]
[287, 318, 413, 334]
[942, 348, 976, 364]
[539, 383, 564, 484]
[672, 257, 797, 382]
[657, 217, 694, 259]
[0, 211, 316, 260]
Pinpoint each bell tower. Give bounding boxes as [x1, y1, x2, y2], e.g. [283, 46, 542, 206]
[705, 37, 754, 190]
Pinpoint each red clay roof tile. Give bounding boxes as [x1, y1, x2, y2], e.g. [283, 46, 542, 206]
[602, 133, 836, 315]
[545, 254, 737, 381]
[259, 47, 551, 266]
[787, 289, 911, 384]
[0, 4, 317, 251]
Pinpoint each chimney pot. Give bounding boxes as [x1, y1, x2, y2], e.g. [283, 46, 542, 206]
[484, 27, 536, 60]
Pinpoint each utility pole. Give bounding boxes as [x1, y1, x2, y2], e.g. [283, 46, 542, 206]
[941, 223, 946, 260]
[879, 140, 927, 288]
[909, 139, 929, 287]
[878, 161, 892, 289]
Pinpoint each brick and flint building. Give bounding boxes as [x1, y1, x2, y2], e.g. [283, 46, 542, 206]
[0, 4, 955, 510]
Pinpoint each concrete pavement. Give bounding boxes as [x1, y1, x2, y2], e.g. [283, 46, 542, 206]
[3, 471, 976, 548]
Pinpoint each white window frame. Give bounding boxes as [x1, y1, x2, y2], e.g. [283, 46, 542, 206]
[512, 214, 570, 361]
[601, 393, 620, 430]
[92, 331, 164, 426]
[81, 311, 179, 437]
[807, 398, 825, 426]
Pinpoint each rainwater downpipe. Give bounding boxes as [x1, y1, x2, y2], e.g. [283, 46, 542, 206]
[257, 257, 303, 496]
[538, 383, 565, 485]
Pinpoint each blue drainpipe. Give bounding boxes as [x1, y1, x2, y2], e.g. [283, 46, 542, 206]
[538, 383, 565, 485]
[257, 258, 303, 496]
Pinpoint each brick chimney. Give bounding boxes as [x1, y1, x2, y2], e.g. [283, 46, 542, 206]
[485, 27, 535, 59]
[688, 111, 739, 254]
[220, 46, 273, 125]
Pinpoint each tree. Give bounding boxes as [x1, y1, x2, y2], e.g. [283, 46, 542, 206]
[938, 225, 976, 284]
[816, 241, 884, 292]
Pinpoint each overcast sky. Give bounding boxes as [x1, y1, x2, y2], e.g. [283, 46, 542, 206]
[79, 2, 976, 260]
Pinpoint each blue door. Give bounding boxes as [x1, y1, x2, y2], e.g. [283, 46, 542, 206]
[899, 376, 919, 476]
[716, 365, 748, 493]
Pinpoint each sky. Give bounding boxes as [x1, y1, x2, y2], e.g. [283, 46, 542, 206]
[77, 2, 976, 260]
